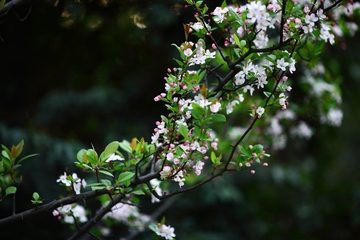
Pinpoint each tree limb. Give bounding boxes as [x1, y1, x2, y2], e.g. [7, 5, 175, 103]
[0, 188, 109, 226]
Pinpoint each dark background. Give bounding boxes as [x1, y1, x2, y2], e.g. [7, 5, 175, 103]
[0, 0, 360, 239]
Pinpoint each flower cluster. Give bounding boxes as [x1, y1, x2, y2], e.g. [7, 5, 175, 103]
[152, 223, 176, 240]
[151, 0, 358, 189]
[53, 204, 88, 224]
[56, 172, 87, 194]
[104, 201, 151, 231]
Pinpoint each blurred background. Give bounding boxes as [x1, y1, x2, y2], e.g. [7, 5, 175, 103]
[0, 0, 360, 239]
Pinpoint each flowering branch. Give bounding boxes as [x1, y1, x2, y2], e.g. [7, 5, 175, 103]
[1, 1, 359, 239]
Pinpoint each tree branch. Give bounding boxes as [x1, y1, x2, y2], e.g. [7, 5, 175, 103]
[67, 193, 126, 240]
[0, 188, 109, 226]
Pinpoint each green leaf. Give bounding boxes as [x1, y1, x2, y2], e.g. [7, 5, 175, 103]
[210, 151, 216, 163]
[1, 153, 12, 167]
[14, 140, 24, 158]
[161, 216, 166, 224]
[123, 180, 132, 187]
[211, 114, 226, 122]
[228, 8, 242, 22]
[268, 95, 275, 105]
[76, 149, 87, 162]
[101, 141, 119, 160]
[210, 151, 221, 166]
[178, 123, 189, 138]
[191, 102, 205, 119]
[306, 39, 314, 53]
[75, 162, 93, 170]
[99, 170, 114, 177]
[32, 192, 40, 200]
[17, 153, 39, 164]
[0, 0, 6, 9]
[87, 183, 106, 190]
[242, 47, 248, 55]
[253, 144, 264, 153]
[119, 140, 133, 154]
[86, 149, 98, 165]
[173, 58, 184, 67]
[132, 190, 145, 195]
[195, 0, 203, 8]
[31, 199, 43, 204]
[198, 69, 206, 82]
[149, 224, 157, 233]
[265, 54, 277, 64]
[314, 40, 325, 56]
[101, 179, 112, 187]
[1, 149, 11, 160]
[240, 40, 246, 48]
[285, 0, 294, 15]
[5, 186, 17, 196]
[175, 146, 184, 156]
[233, 33, 241, 48]
[0, 162, 5, 174]
[263, 91, 272, 98]
[125, 159, 138, 167]
[117, 171, 135, 184]
[239, 145, 251, 158]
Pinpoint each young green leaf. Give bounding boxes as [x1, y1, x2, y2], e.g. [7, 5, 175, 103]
[5, 186, 17, 196]
[33, 192, 40, 200]
[17, 153, 39, 164]
[233, 33, 241, 49]
[86, 149, 98, 165]
[13, 140, 24, 158]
